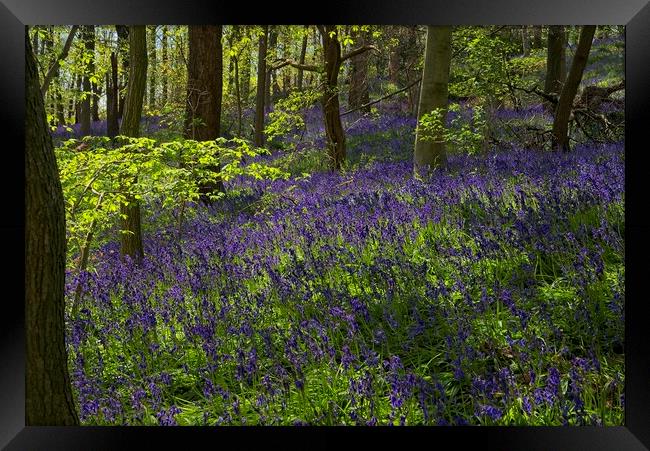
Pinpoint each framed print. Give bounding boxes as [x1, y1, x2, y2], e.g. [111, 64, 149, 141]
[3, 0, 650, 449]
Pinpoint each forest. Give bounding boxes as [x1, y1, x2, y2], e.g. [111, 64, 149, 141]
[25, 24, 625, 426]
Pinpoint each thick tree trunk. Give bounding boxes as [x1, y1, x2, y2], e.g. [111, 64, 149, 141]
[254, 25, 268, 147]
[297, 26, 308, 91]
[348, 31, 370, 112]
[161, 26, 168, 107]
[552, 25, 596, 152]
[25, 29, 79, 426]
[319, 25, 346, 171]
[414, 26, 452, 177]
[119, 26, 147, 263]
[184, 25, 224, 201]
[148, 26, 157, 110]
[545, 26, 566, 97]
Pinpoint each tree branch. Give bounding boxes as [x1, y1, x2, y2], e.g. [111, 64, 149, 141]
[41, 25, 79, 96]
[268, 59, 322, 73]
[340, 77, 421, 116]
[341, 44, 378, 62]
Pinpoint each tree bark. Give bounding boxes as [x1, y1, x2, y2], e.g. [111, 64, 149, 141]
[254, 25, 268, 147]
[297, 26, 308, 91]
[532, 26, 543, 49]
[552, 25, 596, 152]
[545, 26, 566, 97]
[348, 30, 370, 112]
[161, 26, 168, 107]
[106, 52, 119, 138]
[265, 26, 278, 108]
[148, 26, 157, 111]
[119, 26, 147, 263]
[25, 29, 79, 426]
[241, 28, 251, 104]
[116, 25, 130, 120]
[79, 26, 94, 135]
[319, 25, 346, 171]
[414, 26, 452, 177]
[184, 25, 224, 201]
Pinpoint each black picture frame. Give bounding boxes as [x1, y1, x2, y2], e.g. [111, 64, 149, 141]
[2, 0, 649, 449]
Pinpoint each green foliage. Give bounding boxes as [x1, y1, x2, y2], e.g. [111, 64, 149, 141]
[56, 136, 288, 268]
[450, 27, 521, 105]
[417, 103, 487, 155]
[264, 89, 321, 149]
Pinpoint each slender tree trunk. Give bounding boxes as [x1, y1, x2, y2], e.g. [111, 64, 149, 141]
[348, 31, 370, 112]
[116, 25, 130, 120]
[319, 25, 346, 171]
[185, 25, 224, 201]
[74, 74, 82, 124]
[119, 26, 147, 263]
[148, 26, 157, 111]
[532, 26, 543, 49]
[414, 26, 452, 177]
[106, 52, 119, 138]
[265, 26, 280, 107]
[522, 26, 529, 56]
[87, 26, 100, 122]
[297, 26, 308, 91]
[241, 29, 251, 104]
[234, 55, 242, 136]
[552, 25, 596, 152]
[79, 26, 93, 135]
[545, 26, 566, 97]
[25, 29, 79, 426]
[254, 25, 268, 147]
[161, 26, 168, 107]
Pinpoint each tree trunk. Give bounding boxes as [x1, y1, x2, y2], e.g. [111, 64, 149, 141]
[106, 52, 119, 138]
[532, 26, 543, 49]
[241, 29, 251, 104]
[414, 26, 452, 177]
[79, 26, 93, 135]
[552, 25, 596, 152]
[319, 25, 346, 171]
[161, 26, 168, 107]
[234, 55, 242, 136]
[74, 74, 82, 124]
[185, 25, 224, 201]
[297, 26, 308, 91]
[119, 26, 147, 263]
[545, 26, 566, 97]
[25, 28, 79, 426]
[148, 26, 157, 111]
[348, 31, 370, 112]
[116, 25, 130, 120]
[254, 25, 268, 147]
[265, 26, 279, 108]
[522, 26, 529, 56]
